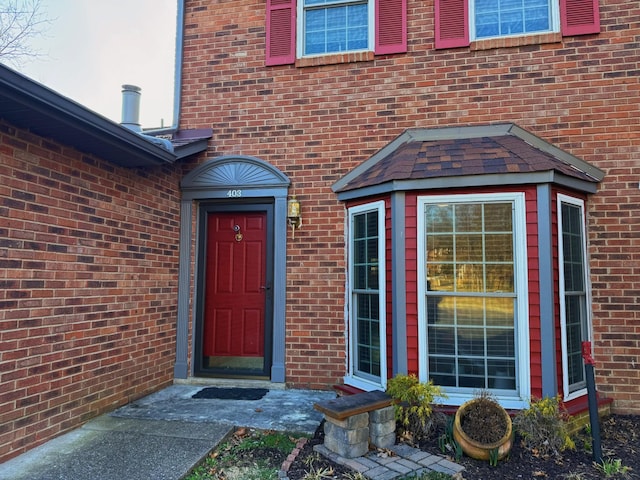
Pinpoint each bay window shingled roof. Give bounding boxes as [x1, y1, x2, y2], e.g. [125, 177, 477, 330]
[332, 124, 604, 199]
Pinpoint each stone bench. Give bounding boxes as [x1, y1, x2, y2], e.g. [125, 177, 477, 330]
[314, 390, 396, 458]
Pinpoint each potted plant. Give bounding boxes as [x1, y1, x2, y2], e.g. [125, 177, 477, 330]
[452, 390, 513, 464]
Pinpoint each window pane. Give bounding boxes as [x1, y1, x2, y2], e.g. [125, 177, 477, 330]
[455, 297, 485, 326]
[485, 203, 513, 232]
[455, 204, 482, 232]
[475, 0, 551, 39]
[486, 263, 514, 293]
[562, 203, 585, 292]
[356, 293, 380, 376]
[354, 238, 365, 263]
[428, 325, 455, 354]
[355, 264, 366, 289]
[458, 328, 486, 356]
[459, 358, 486, 388]
[353, 211, 378, 290]
[486, 297, 514, 327]
[488, 360, 516, 389]
[456, 234, 483, 261]
[456, 263, 484, 292]
[485, 234, 512, 261]
[565, 294, 586, 387]
[304, 2, 368, 55]
[429, 357, 456, 386]
[426, 204, 453, 232]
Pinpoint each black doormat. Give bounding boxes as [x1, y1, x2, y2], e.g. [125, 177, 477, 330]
[192, 387, 268, 400]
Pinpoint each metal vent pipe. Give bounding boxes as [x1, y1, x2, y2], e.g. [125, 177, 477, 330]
[121, 84, 142, 132]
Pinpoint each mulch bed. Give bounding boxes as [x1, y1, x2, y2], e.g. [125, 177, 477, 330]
[286, 414, 640, 479]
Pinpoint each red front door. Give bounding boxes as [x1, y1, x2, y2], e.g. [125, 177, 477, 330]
[202, 211, 269, 375]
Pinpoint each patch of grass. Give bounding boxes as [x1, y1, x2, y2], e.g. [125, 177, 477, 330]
[563, 473, 588, 480]
[234, 431, 296, 452]
[184, 428, 300, 480]
[300, 452, 339, 479]
[596, 458, 630, 478]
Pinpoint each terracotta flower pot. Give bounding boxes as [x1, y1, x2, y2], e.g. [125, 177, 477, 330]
[453, 398, 513, 461]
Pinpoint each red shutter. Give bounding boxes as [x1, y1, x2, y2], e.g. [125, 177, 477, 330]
[434, 0, 469, 49]
[560, 0, 600, 36]
[375, 0, 407, 55]
[266, 0, 296, 66]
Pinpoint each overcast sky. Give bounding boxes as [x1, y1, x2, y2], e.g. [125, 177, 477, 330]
[18, 0, 177, 129]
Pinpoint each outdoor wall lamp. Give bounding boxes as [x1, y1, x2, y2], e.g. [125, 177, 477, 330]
[287, 195, 302, 238]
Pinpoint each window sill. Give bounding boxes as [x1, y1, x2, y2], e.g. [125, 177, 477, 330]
[296, 51, 375, 68]
[471, 32, 562, 51]
[344, 375, 384, 392]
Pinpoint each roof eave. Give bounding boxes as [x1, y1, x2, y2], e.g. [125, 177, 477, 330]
[0, 65, 176, 167]
[335, 170, 599, 201]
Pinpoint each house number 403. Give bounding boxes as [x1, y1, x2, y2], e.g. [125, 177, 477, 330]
[226, 189, 242, 198]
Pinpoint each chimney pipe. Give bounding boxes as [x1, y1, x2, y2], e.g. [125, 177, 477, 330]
[121, 84, 142, 132]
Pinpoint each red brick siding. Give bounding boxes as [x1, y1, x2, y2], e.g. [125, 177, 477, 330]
[0, 122, 179, 462]
[181, 0, 640, 412]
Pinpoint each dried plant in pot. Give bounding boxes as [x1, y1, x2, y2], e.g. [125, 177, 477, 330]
[453, 391, 513, 463]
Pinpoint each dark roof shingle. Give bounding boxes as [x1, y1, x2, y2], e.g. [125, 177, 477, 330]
[333, 124, 603, 195]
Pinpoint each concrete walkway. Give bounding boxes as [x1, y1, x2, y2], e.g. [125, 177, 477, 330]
[0, 382, 465, 480]
[0, 382, 334, 480]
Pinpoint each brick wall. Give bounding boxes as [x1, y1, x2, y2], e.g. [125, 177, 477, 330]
[0, 121, 180, 461]
[180, 0, 640, 411]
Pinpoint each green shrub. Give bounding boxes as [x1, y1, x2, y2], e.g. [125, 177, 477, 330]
[386, 374, 446, 440]
[513, 396, 575, 458]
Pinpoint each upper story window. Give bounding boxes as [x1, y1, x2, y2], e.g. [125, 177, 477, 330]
[435, 0, 600, 49]
[301, 0, 371, 56]
[266, 0, 406, 66]
[472, 0, 558, 40]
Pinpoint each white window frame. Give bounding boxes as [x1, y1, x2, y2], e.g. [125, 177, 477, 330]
[469, 0, 560, 41]
[296, 0, 375, 58]
[345, 201, 387, 391]
[558, 194, 592, 402]
[417, 193, 530, 409]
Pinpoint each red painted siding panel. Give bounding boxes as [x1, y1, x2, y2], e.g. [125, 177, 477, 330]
[385, 198, 394, 380]
[525, 188, 543, 398]
[405, 194, 420, 375]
